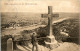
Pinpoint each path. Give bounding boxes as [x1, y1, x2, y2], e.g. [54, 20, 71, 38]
[14, 42, 80, 51]
[2, 25, 46, 35]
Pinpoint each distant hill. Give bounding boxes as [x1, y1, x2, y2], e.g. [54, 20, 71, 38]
[1, 12, 79, 24]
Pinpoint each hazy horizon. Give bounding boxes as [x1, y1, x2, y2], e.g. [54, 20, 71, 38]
[1, 11, 79, 24]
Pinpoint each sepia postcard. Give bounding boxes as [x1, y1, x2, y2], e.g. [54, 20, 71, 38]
[0, 0, 80, 51]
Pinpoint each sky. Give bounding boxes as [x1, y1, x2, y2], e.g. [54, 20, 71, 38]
[0, 0, 80, 13]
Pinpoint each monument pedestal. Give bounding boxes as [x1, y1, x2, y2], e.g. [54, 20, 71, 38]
[45, 35, 59, 50]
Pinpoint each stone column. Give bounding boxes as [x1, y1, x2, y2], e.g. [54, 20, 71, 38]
[7, 38, 13, 51]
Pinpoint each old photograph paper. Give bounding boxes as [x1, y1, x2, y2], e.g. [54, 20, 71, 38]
[1, 0, 80, 51]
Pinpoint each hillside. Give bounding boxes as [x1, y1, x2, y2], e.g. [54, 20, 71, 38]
[1, 12, 79, 24]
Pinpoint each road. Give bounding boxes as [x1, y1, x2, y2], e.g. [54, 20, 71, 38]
[2, 25, 46, 35]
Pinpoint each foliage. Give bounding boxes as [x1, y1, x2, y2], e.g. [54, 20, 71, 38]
[37, 18, 79, 45]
